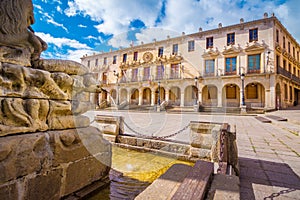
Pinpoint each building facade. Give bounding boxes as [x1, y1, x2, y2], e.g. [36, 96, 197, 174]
[81, 14, 300, 111]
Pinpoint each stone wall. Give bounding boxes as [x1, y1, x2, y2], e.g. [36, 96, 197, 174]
[0, 126, 111, 199]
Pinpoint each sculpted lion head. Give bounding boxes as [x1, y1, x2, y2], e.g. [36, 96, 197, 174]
[0, 0, 34, 34]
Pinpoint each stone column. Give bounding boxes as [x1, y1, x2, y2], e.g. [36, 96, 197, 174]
[138, 89, 143, 105]
[165, 89, 170, 102]
[217, 87, 222, 107]
[151, 90, 155, 106]
[180, 92, 185, 107]
[127, 90, 131, 104]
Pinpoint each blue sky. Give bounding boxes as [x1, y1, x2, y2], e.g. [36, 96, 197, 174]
[32, 0, 299, 62]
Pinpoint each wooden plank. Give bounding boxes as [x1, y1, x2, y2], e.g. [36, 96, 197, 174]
[254, 116, 272, 123]
[171, 160, 214, 200]
[265, 115, 288, 121]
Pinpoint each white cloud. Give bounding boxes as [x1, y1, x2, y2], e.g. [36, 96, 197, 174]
[78, 24, 87, 28]
[36, 32, 95, 62]
[65, 0, 162, 35]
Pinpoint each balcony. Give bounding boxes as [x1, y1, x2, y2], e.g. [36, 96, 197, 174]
[119, 77, 127, 83]
[277, 66, 300, 83]
[131, 76, 139, 82]
[155, 75, 164, 81]
[169, 74, 181, 80]
[143, 76, 151, 81]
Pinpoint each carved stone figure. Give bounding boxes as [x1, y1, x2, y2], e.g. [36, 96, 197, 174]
[0, 0, 47, 66]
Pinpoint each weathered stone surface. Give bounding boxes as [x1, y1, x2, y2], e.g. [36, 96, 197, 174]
[94, 115, 124, 135]
[38, 59, 89, 75]
[63, 156, 109, 196]
[0, 133, 52, 183]
[0, 0, 47, 66]
[189, 147, 211, 159]
[207, 174, 240, 200]
[50, 127, 111, 167]
[24, 168, 63, 200]
[0, 181, 18, 200]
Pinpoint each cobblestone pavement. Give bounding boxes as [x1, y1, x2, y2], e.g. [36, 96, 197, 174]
[85, 108, 300, 200]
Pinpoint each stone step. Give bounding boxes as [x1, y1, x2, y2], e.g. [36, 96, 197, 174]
[255, 116, 272, 123]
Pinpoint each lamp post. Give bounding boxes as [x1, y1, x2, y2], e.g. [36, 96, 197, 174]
[240, 73, 245, 106]
[113, 70, 119, 105]
[158, 81, 161, 106]
[194, 77, 198, 105]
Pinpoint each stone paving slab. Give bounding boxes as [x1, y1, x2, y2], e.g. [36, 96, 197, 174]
[84, 109, 300, 199]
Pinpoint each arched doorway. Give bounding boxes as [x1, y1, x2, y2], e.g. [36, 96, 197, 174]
[110, 89, 117, 105]
[169, 86, 181, 106]
[142, 88, 151, 105]
[275, 83, 281, 109]
[155, 87, 165, 104]
[184, 85, 198, 106]
[130, 88, 139, 105]
[202, 85, 218, 106]
[222, 84, 240, 107]
[120, 89, 128, 103]
[245, 82, 265, 108]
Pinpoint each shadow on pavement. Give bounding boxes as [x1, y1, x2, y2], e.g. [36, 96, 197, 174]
[239, 157, 300, 199]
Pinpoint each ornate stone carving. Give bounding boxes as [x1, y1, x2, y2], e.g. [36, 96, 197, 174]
[0, 0, 47, 66]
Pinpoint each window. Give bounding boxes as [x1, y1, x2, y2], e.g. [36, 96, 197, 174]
[226, 85, 236, 99]
[158, 47, 164, 57]
[170, 64, 180, 79]
[102, 72, 107, 84]
[276, 55, 280, 69]
[293, 47, 295, 58]
[123, 53, 127, 63]
[289, 86, 293, 101]
[95, 59, 98, 66]
[103, 57, 107, 65]
[249, 28, 258, 42]
[113, 55, 117, 64]
[207, 86, 217, 99]
[188, 40, 195, 52]
[143, 67, 150, 81]
[248, 54, 260, 73]
[132, 68, 138, 82]
[133, 51, 138, 61]
[247, 84, 258, 99]
[172, 44, 178, 55]
[289, 63, 291, 72]
[205, 60, 215, 75]
[227, 33, 235, 45]
[284, 84, 288, 100]
[225, 57, 237, 75]
[283, 59, 287, 70]
[206, 37, 213, 49]
[87, 60, 90, 68]
[283, 36, 286, 49]
[288, 42, 290, 53]
[276, 29, 279, 43]
[156, 65, 164, 80]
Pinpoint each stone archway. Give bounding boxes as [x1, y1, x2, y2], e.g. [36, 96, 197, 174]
[120, 88, 128, 103]
[155, 87, 165, 104]
[142, 87, 151, 105]
[169, 86, 181, 106]
[130, 88, 139, 105]
[184, 85, 198, 106]
[202, 85, 218, 106]
[245, 82, 265, 107]
[222, 84, 240, 107]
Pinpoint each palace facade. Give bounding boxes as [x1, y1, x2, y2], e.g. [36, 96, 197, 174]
[81, 14, 300, 112]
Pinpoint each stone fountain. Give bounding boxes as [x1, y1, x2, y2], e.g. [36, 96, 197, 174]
[0, 0, 111, 199]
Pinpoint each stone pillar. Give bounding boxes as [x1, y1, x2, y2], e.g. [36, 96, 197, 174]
[151, 90, 155, 106]
[165, 89, 170, 102]
[138, 89, 143, 105]
[180, 92, 185, 107]
[127, 90, 131, 104]
[217, 87, 222, 107]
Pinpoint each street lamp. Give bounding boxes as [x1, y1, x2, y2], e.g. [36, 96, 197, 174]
[158, 81, 161, 106]
[240, 73, 245, 106]
[113, 70, 119, 105]
[194, 77, 198, 105]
